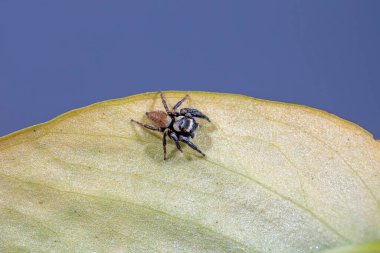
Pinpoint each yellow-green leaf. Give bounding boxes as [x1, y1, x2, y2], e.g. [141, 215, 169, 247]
[319, 241, 380, 253]
[0, 91, 379, 253]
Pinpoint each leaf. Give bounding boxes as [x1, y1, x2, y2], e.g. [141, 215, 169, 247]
[318, 241, 380, 253]
[0, 91, 379, 253]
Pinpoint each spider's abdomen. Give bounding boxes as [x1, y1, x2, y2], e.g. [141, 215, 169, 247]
[146, 110, 172, 128]
[173, 116, 198, 137]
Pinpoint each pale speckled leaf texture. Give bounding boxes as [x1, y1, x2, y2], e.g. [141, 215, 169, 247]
[0, 91, 379, 253]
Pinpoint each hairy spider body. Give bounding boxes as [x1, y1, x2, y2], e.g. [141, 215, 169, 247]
[131, 92, 210, 160]
[173, 116, 198, 138]
[145, 111, 172, 128]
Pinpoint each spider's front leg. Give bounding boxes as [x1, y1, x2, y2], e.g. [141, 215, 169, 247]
[180, 108, 210, 122]
[179, 135, 206, 157]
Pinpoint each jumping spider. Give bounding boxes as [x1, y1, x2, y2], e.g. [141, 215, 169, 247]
[131, 92, 210, 160]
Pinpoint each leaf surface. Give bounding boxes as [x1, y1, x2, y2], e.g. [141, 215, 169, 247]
[0, 91, 379, 253]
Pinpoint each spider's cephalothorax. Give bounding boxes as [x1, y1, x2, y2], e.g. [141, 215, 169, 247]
[131, 92, 210, 160]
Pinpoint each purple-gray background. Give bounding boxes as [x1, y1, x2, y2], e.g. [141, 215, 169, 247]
[1, 1, 379, 138]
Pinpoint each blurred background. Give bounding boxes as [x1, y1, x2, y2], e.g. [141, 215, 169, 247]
[0, 1, 379, 138]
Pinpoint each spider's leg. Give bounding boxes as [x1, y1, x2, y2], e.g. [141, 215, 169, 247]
[163, 129, 168, 160]
[179, 135, 205, 156]
[169, 131, 183, 153]
[173, 94, 189, 111]
[160, 92, 170, 113]
[180, 108, 210, 122]
[131, 119, 162, 132]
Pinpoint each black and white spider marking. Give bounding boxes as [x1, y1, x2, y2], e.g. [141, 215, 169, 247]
[131, 92, 210, 160]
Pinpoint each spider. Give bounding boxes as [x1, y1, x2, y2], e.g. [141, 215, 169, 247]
[131, 92, 210, 160]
